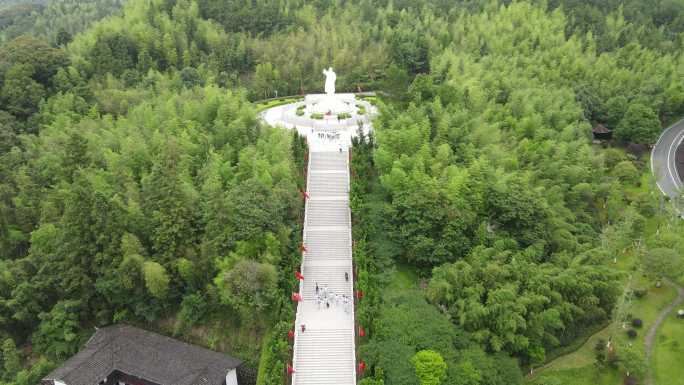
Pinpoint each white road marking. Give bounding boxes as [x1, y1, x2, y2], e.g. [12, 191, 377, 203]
[651, 118, 684, 197]
[666, 129, 684, 190]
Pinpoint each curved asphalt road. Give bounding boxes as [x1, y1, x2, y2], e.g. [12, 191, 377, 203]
[651, 118, 684, 199]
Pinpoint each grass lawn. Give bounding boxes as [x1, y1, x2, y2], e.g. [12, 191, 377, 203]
[538, 325, 612, 372]
[386, 263, 419, 293]
[528, 366, 622, 385]
[652, 310, 684, 385]
[156, 315, 265, 367]
[631, 280, 677, 330]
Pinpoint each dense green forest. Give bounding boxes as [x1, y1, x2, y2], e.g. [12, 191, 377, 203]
[1, 0, 684, 384]
[0, 0, 125, 44]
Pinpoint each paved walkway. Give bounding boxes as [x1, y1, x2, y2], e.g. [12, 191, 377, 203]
[645, 279, 684, 385]
[292, 149, 355, 385]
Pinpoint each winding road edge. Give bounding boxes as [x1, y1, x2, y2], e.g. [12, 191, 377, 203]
[650, 118, 684, 200]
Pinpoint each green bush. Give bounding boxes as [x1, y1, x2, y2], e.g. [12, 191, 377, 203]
[615, 103, 661, 144]
[254, 97, 303, 113]
[32, 300, 82, 361]
[360, 96, 378, 106]
[13, 358, 55, 385]
[175, 293, 209, 335]
[338, 112, 352, 119]
[311, 113, 324, 119]
[256, 321, 291, 385]
[412, 350, 447, 385]
[613, 160, 640, 185]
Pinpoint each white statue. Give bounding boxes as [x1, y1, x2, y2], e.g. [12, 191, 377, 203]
[323, 67, 336, 96]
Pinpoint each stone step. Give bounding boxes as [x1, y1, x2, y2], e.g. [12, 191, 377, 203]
[306, 203, 349, 224]
[309, 161, 348, 172]
[309, 177, 349, 188]
[306, 219, 349, 228]
[294, 151, 354, 385]
[304, 251, 350, 258]
[304, 243, 350, 249]
[310, 157, 347, 165]
[305, 244, 350, 249]
[308, 186, 349, 196]
[301, 266, 352, 300]
[305, 236, 350, 245]
[305, 245, 350, 250]
[311, 152, 348, 160]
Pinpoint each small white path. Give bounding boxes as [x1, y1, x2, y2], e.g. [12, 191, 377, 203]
[292, 149, 356, 385]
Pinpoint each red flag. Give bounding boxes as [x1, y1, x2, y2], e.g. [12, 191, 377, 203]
[358, 361, 366, 373]
[359, 326, 366, 337]
[291, 292, 302, 302]
[287, 330, 294, 340]
[299, 190, 310, 200]
[287, 364, 296, 375]
[295, 271, 304, 280]
[356, 290, 364, 300]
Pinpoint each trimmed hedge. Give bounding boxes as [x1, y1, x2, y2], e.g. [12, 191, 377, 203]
[254, 97, 303, 113]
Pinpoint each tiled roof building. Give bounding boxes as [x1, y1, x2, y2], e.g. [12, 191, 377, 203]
[42, 325, 243, 385]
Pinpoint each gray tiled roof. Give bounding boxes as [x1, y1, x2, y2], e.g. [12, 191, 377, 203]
[592, 124, 612, 134]
[43, 325, 242, 385]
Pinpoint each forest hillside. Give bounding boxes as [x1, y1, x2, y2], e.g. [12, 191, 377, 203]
[0, 1, 684, 385]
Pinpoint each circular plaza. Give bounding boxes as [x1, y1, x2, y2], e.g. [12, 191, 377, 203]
[259, 93, 378, 150]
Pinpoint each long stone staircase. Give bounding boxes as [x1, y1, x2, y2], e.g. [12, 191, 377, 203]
[293, 150, 355, 385]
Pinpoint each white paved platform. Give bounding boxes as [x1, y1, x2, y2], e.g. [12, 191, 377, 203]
[293, 150, 355, 385]
[259, 96, 376, 151]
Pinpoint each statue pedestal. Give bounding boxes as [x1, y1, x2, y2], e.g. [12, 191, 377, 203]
[305, 93, 356, 115]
